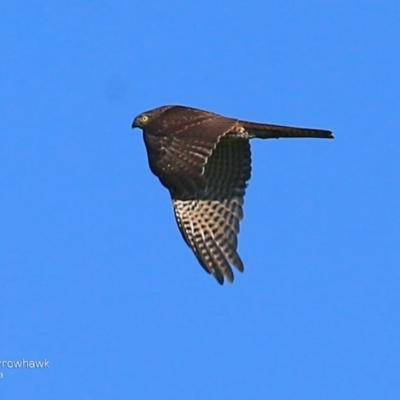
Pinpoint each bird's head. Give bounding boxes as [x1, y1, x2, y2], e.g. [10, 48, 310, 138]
[132, 112, 152, 129]
[132, 105, 175, 130]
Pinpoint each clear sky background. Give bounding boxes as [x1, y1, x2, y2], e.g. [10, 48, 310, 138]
[1, 1, 399, 399]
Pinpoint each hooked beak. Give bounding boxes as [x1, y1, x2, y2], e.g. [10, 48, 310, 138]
[132, 117, 139, 129]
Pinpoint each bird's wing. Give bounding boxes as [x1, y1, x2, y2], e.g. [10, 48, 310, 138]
[143, 111, 237, 196]
[146, 133, 218, 195]
[172, 137, 251, 284]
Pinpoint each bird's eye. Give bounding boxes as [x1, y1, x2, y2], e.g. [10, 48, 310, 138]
[140, 115, 149, 123]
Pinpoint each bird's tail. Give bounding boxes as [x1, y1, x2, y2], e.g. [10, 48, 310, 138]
[240, 120, 334, 139]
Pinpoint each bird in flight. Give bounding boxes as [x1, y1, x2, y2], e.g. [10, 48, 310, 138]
[132, 105, 333, 284]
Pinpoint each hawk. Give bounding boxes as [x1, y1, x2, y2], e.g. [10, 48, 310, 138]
[132, 105, 333, 284]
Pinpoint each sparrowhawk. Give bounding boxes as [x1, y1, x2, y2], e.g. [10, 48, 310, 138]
[132, 105, 333, 284]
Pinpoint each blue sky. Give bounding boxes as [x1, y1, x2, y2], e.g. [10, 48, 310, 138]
[1, 1, 399, 399]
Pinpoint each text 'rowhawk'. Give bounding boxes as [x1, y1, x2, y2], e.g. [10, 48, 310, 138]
[132, 105, 333, 284]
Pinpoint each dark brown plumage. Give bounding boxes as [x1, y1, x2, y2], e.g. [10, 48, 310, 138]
[132, 105, 333, 284]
